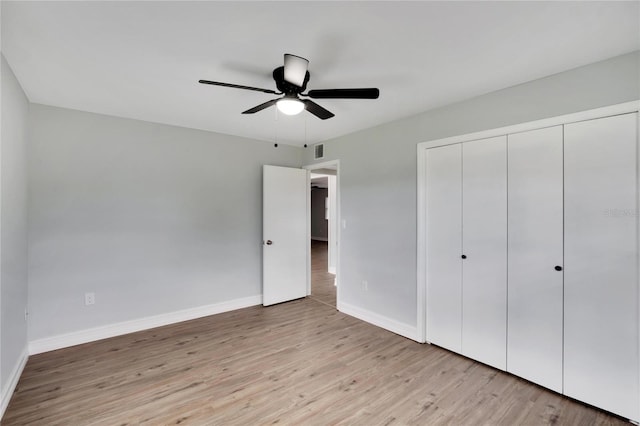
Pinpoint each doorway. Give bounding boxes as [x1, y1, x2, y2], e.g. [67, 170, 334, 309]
[305, 161, 339, 308]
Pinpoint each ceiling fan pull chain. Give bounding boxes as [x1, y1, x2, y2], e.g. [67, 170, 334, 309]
[275, 108, 279, 147]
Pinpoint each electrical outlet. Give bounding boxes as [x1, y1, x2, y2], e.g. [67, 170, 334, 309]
[85, 292, 95, 306]
[362, 280, 368, 291]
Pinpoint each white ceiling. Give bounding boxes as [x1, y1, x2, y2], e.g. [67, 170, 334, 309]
[2, 1, 638, 147]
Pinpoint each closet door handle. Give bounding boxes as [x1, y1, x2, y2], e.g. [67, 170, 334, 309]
[554, 265, 562, 271]
[461, 255, 467, 259]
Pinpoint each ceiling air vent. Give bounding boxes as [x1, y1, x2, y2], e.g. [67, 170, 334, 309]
[314, 143, 324, 160]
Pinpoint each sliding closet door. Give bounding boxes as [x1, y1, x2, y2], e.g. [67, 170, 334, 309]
[507, 126, 564, 393]
[564, 113, 639, 421]
[461, 137, 507, 370]
[425, 144, 462, 352]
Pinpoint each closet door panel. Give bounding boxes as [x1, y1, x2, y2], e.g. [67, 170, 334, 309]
[461, 136, 507, 370]
[425, 144, 462, 352]
[507, 126, 564, 393]
[564, 113, 639, 421]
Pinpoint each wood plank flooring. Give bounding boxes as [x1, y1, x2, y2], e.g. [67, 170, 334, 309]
[3, 264, 628, 425]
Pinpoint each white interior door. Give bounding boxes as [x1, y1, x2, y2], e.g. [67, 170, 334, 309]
[263, 165, 309, 306]
[425, 144, 462, 352]
[564, 113, 639, 421]
[507, 126, 564, 393]
[461, 136, 507, 370]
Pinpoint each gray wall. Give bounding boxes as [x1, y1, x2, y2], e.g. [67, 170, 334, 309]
[311, 188, 328, 240]
[1, 55, 29, 394]
[302, 51, 640, 329]
[28, 104, 301, 341]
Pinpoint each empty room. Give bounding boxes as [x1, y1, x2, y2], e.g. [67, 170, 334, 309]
[1, 1, 639, 424]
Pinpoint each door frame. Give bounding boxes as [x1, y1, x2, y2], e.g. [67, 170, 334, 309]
[417, 100, 640, 344]
[303, 159, 341, 305]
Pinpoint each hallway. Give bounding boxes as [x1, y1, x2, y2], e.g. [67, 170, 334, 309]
[309, 240, 336, 308]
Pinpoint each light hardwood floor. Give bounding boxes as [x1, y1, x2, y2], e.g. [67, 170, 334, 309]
[3, 267, 627, 425]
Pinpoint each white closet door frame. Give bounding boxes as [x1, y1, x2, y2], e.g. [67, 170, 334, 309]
[417, 100, 639, 343]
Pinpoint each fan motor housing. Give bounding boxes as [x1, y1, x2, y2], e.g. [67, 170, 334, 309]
[273, 66, 310, 94]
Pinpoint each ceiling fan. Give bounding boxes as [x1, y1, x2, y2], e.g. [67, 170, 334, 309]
[199, 54, 379, 120]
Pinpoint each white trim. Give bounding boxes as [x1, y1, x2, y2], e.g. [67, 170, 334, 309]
[306, 170, 311, 296]
[328, 266, 336, 275]
[311, 236, 328, 242]
[418, 101, 640, 150]
[416, 101, 640, 347]
[0, 51, 3, 426]
[637, 111, 640, 423]
[339, 301, 419, 342]
[416, 146, 427, 343]
[28, 295, 262, 355]
[303, 160, 340, 170]
[0, 347, 28, 419]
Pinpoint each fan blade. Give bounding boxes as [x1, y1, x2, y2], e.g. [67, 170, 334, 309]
[199, 80, 279, 95]
[242, 99, 279, 114]
[284, 54, 309, 87]
[306, 88, 379, 99]
[302, 100, 335, 120]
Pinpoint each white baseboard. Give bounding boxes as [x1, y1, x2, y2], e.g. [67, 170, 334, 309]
[311, 236, 328, 242]
[338, 301, 419, 342]
[29, 295, 262, 355]
[328, 266, 336, 274]
[1, 346, 28, 420]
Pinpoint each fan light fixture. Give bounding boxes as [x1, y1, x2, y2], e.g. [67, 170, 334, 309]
[277, 98, 304, 115]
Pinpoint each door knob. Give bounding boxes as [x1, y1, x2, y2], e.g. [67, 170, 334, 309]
[554, 265, 562, 271]
[461, 254, 467, 259]
[265, 240, 273, 245]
